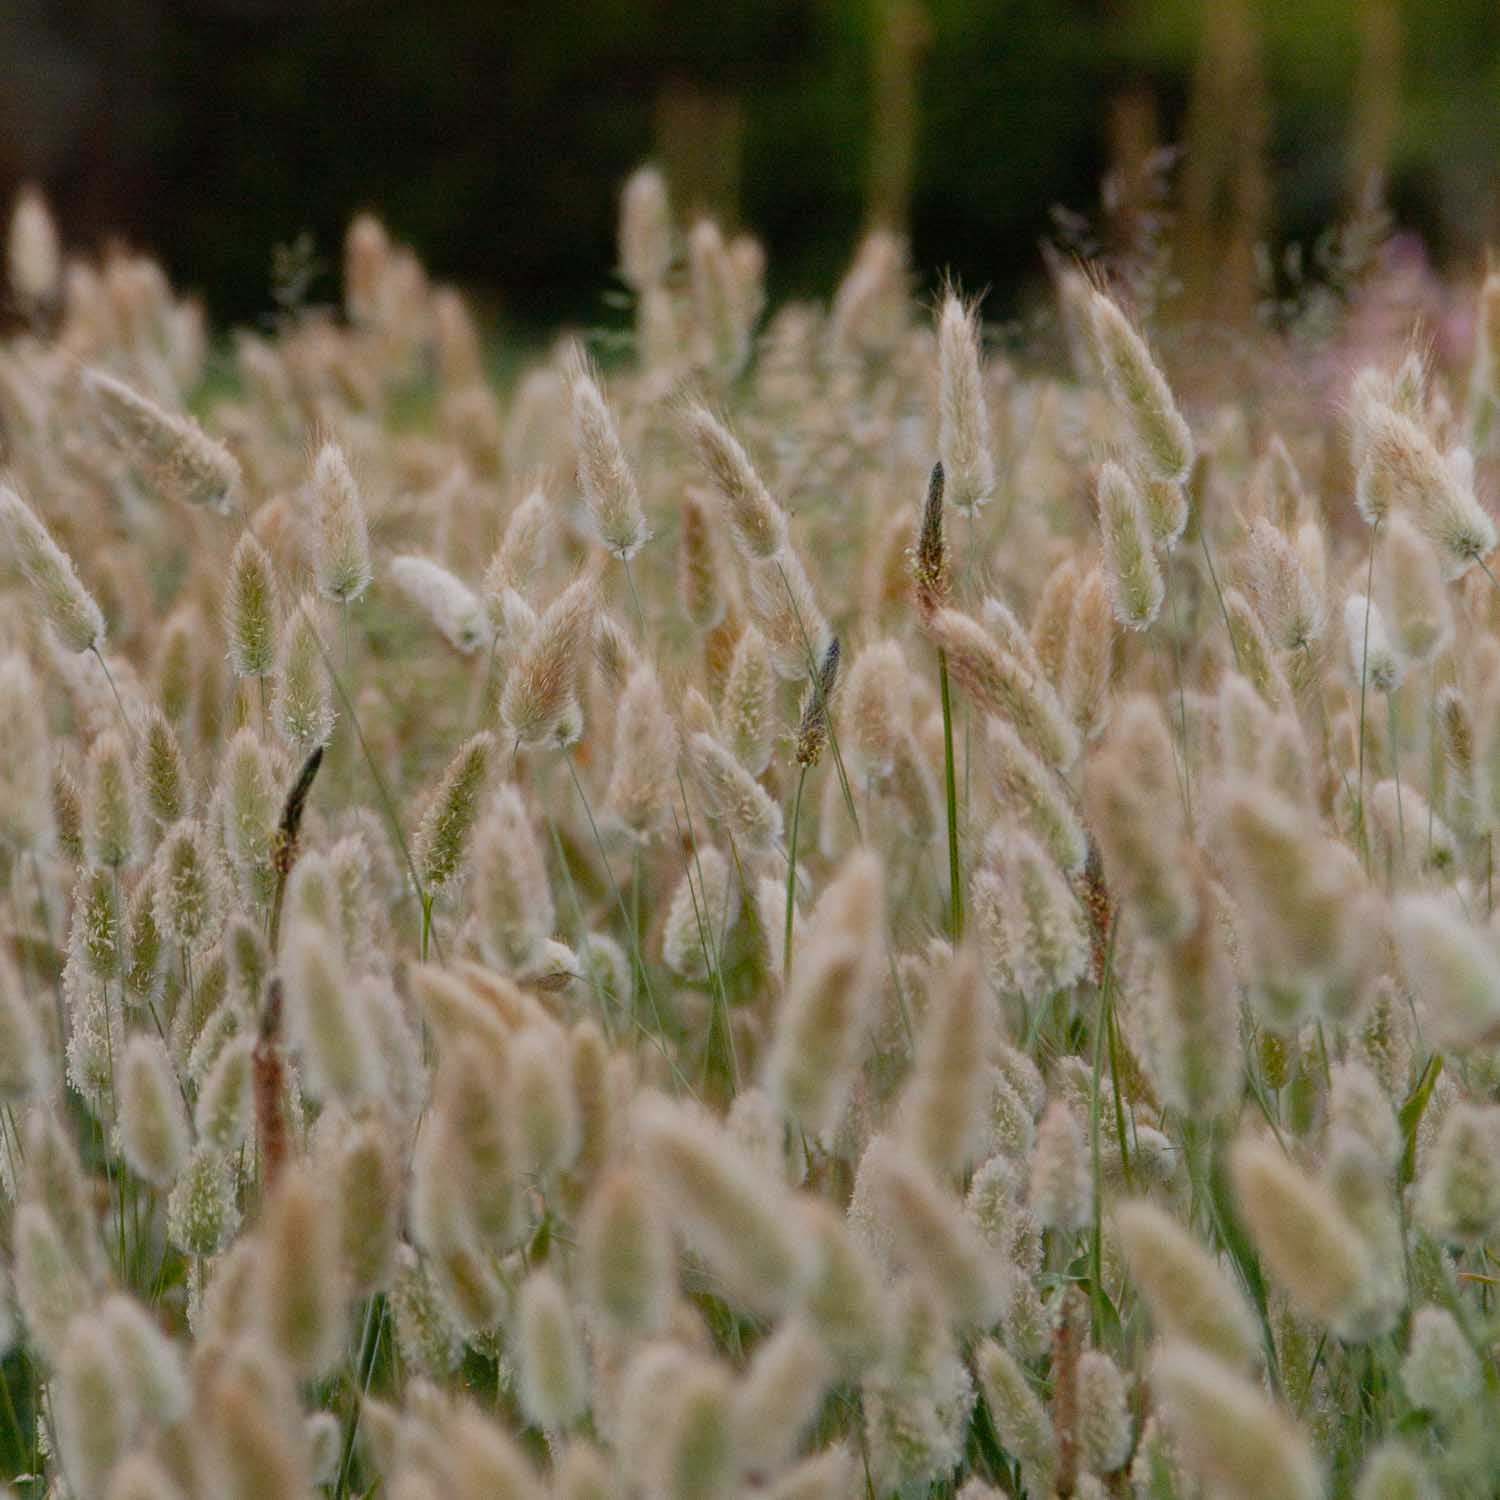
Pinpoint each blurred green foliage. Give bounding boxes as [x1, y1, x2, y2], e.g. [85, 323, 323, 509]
[2, 0, 1499, 330]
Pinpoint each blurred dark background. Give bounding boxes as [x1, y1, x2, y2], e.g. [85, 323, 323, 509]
[1, 0, 1498, 334]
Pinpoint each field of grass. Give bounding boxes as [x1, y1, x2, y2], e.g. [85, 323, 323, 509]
[0, 167, 1494, 1500]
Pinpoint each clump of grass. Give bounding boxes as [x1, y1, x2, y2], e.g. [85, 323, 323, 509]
[6, 165, 1500, 1500]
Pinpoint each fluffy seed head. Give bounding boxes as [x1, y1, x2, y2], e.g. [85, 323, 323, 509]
[685, 403, 788, 560]
[1345, 592, 1404, 694]
[1394, 894, 1500, 1048]
[1231, 1135, 1369, 1334]
[678, 490, 727, 630]
[1029, 1098, 1091, 1232]
[1113, 1199, 1260, 1366]
[581, 1164, 672, 1340]
[1062, 565, 1117, 740]
[138, 706, 189, 826]
[1242, 516, 1324, 651]
[795, 636, 841, 768]
[165, 1143, 238, 1255]
[0, 950, 46, 1101]
[272, 595, 334, 750]
[472, 784, 554, 970]
[984, 714, 1087, 874]
[255, 1163, 344, 1377]
[334, 1116, 401, 1294]
[972, 829, 1090, 1004]
[99, 1292, 188, 1427]
[566, 344, 649, 560]
[151, 818, 226, 954]
[390, 555, 490, 655]
[1355, 1443, 1436, 1500]
[732, 1320, 832, 1475]
[606, 664, 680, 841]
[854, 1135, 1004, 1326]
[0, 483, 104, 652]
[85, 729, 139, 869]
[620, 163, 673, 291]
[516, 1270, 587, 1429]
[1379, 512, 1451, 663]
[56, 1314, 133, 1500]
[662, 844, 738, 981]
[85, 368, 241, 511]
[0, 652, 54, 850]
[1415, 1102, 1500, 1244]
[500, 574, 596, 748]
[9, 183, 60, 310]
[195, 1034, 252, 1151]
[687, 731, 783, 852]
[937, 294, 995, 515]
[899, 951, 990, 1177]
[974, 1339, 1055, 1477]
[1152, 1344, 1321, 1500]
[722, 624, 776, 775]
[1097, 460, 1164, 629]
[764, 848, 883, 1140]
[634, 1091, 812, 1316]
[414, 731, 492, 892]
[1087, 289, 1193, 481]
[924, 604, 1079, 769]
[840, 638, 908, 783]
[1401, 1305, 1481, 1422]
[225, 531, 279, 677]
[744, 558, 830, 700]
[509, 1023, 582, 1177]
[311, 440, 372, 603]
[284, 920, 381, 1107]
[118, 1034, 190, 1186]
[1358, 400, 1496, 575]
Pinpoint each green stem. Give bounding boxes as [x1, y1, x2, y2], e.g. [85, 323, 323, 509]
[937, 648, 962, 943]
[90, 645, 135, 744]
[1197, 532, 1242, 671]
[784, 765, 808, 982]
[1087, 916, 1119, 1342]
[669, 767, 740, 1092]
[1356, 521, 1381, 864]
[1388, 686, 1406, 878]
[333, 1293, 386, 1500]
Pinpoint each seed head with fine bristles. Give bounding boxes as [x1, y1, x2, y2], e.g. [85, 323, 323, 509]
[225, 531, 278, 678]
[85, 728, 139, 869]
[85, 367, 241, 511]
[391, 554, 491, 655]
[118, 1034, 189, 1186]
[500, 574, 596, 749]
[1096, 459, 1163, 630]
[1152, 1344, 1321, 1500]
[414, 731, 492, 893]
[764, 848, 883, 1141]
[936, 294, 994, 516]
[310, 439, 372, 604]
[1087, 288, 1194, 482]
[685, 403, 789, 561]
[606, 664, 679, 842]
[272, 595, 334, 750]
[566, 344, 649, 560]
[620, 164, 673, 292]
[0, 482, 104, 652]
